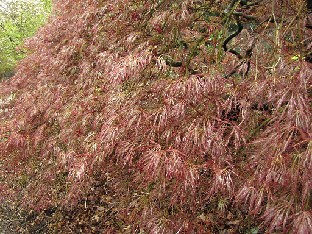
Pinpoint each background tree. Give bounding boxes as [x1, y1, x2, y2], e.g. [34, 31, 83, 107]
[0, 0, 311, 233]
[0, 0, 51, 79]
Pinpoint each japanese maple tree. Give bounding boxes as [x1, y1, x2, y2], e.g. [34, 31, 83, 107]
[0, 0, 311, 233]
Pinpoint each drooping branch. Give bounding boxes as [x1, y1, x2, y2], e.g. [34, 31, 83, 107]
[163, 56, 199, 75]
[164, 57, 182, 67]
[241, 0, 264, 8]
[222, 16, 243, 60]
[222, 0, 261, 78]
[232, 11, 258, 20]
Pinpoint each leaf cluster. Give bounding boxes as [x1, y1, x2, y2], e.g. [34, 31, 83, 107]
[0, 0, 311, 233]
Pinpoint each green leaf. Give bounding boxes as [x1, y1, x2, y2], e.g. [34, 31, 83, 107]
[291, 55, 300, 61]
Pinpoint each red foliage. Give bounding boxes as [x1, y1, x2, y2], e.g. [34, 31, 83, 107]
[0, 0, 311, 232]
